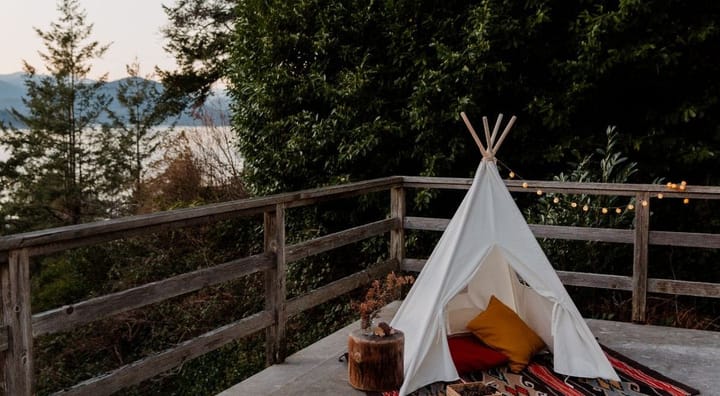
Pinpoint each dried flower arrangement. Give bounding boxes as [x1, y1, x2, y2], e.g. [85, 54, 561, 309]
[352, 271, 414, 335]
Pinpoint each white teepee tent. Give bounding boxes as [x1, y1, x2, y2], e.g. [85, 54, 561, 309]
[390, 113, 619, 395]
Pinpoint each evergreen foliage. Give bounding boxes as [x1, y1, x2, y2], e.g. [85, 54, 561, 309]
[224, 0, 720, 196]
[0, 0, 115, 232]
[160, 0, 235, 107]
[106, 63, 178, 212]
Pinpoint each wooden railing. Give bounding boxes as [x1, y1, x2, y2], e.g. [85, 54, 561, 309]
[1, 176, 719, 395]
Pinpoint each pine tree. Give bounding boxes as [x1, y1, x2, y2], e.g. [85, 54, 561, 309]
[0, 0, 114, 233]
[103, 62, 178, 213]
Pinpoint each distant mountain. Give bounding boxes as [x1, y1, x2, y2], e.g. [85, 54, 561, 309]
[0, 72, 229, 127]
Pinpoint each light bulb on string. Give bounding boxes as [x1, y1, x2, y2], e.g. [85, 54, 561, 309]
[657, 193, 664, 199]
[571, 202, 578, 208]
[627, 204, 635, 210]
[509, 171, 515, 179]
[553, 197, 560, 204]
[615, 208, 622, 214]
[522, 182, 528, 188]
[683, 198, 690, 204]
[582, 204, 589, 212]
[536, 189, 543, 196]
[641, 200, 649, 207]
[601, 207, 608, 214]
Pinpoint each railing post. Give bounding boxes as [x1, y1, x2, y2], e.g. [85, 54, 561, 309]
[632, 192, 650, 323]
[390, 187, 406, 270]
[264, 204, 287, 365]
[1, 249, 33, 395]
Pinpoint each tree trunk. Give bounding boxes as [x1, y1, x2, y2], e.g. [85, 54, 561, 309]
[347, 329, 404, 392]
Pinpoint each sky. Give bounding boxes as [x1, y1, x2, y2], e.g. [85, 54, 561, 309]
[0, 0, 178, 81]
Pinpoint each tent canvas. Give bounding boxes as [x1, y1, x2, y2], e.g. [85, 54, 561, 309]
[390, 114, 619, 395]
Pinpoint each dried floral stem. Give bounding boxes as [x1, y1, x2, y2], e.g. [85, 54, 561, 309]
[352, 272, 414, 330]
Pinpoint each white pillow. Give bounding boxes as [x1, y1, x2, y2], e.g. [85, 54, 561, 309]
[446, 307, 482, 335]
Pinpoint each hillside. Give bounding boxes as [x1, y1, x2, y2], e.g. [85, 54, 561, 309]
[0, 72, 230, 127]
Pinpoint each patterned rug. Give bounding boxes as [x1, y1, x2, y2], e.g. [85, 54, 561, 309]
[378, 345, 699, 396]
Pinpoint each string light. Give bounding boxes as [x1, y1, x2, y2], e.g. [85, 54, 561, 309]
[498, 162, 694, 216]
[667, 181, 689, 192]
[666, 180, 690, 202]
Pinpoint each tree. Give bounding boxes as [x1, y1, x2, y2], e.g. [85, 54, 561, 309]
[227, 0, 558, 195]
[159, 0, 235, 107]
[0, 0, 115, 232]
[225, 0, 720, 198]
[544, 0, 720, 181]
[101, 62, 181, 213]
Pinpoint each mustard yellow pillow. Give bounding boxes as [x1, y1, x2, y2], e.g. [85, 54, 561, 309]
[466, 295, 546, 373]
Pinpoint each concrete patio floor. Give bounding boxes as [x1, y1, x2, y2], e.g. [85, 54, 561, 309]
[218, 301, 720, 395]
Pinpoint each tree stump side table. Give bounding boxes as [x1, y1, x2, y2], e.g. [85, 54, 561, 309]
[347, 329, 404, 392]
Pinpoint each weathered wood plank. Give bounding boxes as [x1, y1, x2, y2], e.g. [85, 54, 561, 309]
[390, 188, 406, 270]
[401, 176, 720, 199]
[283, 177, 404, 209]
[1, 204, 271, 257]
[649, 230, 720, 249]
[286, 259, 396, 317]
[632, 193, 650, 323]
[400, 258, 427, 273]
[401, 177, 473, 190]
[51, 311, 273, 396]
[556, 271, 633, 291]
[264, 206, 287, 365]
[32, 253, 273, 337]
[0, 325, 7, 352]
[404, 257, 720, 299]
[530, 225, 634, 244]
[285, 219, 396, 263]
[403, 259, 635, 292]
[405, 217, 634, 244]
[23, 208, 270, 258]
[648, 278, 720, 298]
[0, 177, 403, 254]
[404, 217, 449, 232]
[1, 249, 33, 396]
[264, 210, 278, 367]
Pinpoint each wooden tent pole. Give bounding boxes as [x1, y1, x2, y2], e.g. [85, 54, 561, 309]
[460, 112, 490, 158]
[482, 116, 492, 156]
[491, 115, 517, 155]
[490, 114, 503, 149]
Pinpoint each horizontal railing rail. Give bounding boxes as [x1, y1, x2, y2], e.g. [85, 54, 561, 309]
[1, 175, 719, 395]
